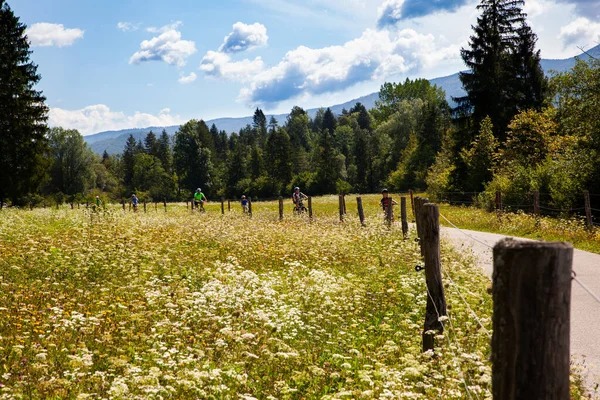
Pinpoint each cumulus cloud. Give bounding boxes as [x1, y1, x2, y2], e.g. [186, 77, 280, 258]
[178, 72, 197, 84]
[200, 51, 265, 81]
[49, 105, 183, 135]
[219, 28, 459, 106]
[27, 23, 84, 47]
[377, 0, 470, 27]
[559, 17, 600, 47]
[556, 0, 600, 19]
[129, 28, 196, 66]
[117, 22, 140, 32]
[219, 22, 268, 53]
[147, 21, 183, 33]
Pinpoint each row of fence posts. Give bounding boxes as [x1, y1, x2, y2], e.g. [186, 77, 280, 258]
[413, 196, 573, 399]
[493, 189, 594, 228]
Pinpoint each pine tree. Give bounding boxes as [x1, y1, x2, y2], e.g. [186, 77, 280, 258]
[322, 108, 337, 135]
[265, 127, 292, 192]
[122, 135, 138, 188]
[144, 131, 158, 156]
[0, 1, 49, 203]
[253, 108, 267, 148]
[455, 0, 546, 143]
[156, 130, 173, 174]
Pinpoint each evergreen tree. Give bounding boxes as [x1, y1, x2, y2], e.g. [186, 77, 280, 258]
[268, 116, 278, 133]
[173, 121, 215, 195]
[455, 0, 545, 142]
[122, 135, 138, 188]
[265, 127, 292, 192]
[314, 129, 339, 194]
[322, 108, 337, 135]
[0, 1, 49, 203]
[156, 130, 173, 174]
[253, 108, 268, 147]
[144, 131, 159, 156]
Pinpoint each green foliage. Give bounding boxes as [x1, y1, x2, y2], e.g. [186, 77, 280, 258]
[460, 117, 498, 191]
[0, 1, 49, 204]
[47, 127, 97, 198]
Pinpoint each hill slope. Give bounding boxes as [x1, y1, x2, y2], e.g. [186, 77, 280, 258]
[86, 44, 600, 155]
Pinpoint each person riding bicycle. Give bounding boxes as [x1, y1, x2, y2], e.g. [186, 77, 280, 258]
[131, 194, 139, 212]
[292, 187, 308, 212]
[241, 195, 249, 213]
[194, 188, 207, 211]
[380, 189, 397, 220]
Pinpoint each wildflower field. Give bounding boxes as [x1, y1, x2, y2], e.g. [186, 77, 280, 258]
[0, 195, 587, 399]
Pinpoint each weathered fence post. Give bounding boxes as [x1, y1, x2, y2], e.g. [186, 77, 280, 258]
[339, 195, 344, 222]
[385, 196, 393, 226]
[221, 198, 225, 215]
[248, 197, 253, 217]
[401, 197, 408, 238]
[122, 201, 125, 211]
[155, 202, 158, 212]
[356, 197, 366, 226]
[144, 200, 147, 213]
[495, 191, 502, 211]
[409, 189, 415, 218]
[279, 197, 284, 221]
[421, 203, 446, 352]
[584, 190, 592, 228]
[163, 199, 167, 212]
[533, 190, 540, 216]
[492, 239, 572, 400]
[342, 194, 347, 215]
[308, 196, 313, 220]
[228, 199, 231, 212]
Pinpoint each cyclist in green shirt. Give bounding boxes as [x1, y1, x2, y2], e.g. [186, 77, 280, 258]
[194, 188, 207, 212]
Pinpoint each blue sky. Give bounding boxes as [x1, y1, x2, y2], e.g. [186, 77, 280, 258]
[9, 0, 600, 134]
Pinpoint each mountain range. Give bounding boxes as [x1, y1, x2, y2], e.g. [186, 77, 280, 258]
[84, 45, 600, 155]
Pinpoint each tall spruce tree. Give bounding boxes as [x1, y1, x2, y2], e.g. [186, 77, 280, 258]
[0, 0, 49, 204]
[455, 0, 545, 143]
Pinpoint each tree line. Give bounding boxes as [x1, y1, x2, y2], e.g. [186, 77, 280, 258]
[2, 0, 599, 211]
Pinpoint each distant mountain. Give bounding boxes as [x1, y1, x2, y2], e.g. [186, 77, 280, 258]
[85, 44, 600, 155]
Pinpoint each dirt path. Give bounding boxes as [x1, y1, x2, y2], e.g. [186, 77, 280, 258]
[441, 226, 600, 398]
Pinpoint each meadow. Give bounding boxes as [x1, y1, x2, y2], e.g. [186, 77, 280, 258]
[0, 195, 588, 399]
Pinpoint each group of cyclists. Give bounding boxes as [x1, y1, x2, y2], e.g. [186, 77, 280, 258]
[124, 187, 394, 216]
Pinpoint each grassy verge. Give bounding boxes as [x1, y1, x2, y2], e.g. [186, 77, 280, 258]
[434, 202, 600, 253]
[0, 196, 590, 398]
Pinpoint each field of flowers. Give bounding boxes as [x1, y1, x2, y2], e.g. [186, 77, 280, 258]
[0, 195, 587, 399]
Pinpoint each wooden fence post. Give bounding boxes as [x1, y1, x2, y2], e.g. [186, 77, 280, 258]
[155, 202, 158, 212]
[122, 201, 125, 211]
[279, 197, 284, 221]
[584, 190, 592, 228]
[409, 189, 415, 219]
[385, 196, 393, 226]
[342, 194, 347, 215]
[163, 199, 167, 212]
[228, 199, 231, 212]
[533, 190, 540, 216]
[248, 198, 253, 217]
[421, 203, 446, 352]
[492, 239, 572, 400]
[221, 198, 225, 215]
[401, 197, 408, 238]
[356, 197, 366, 226]
[495, 191, 502, 211]
[308, 196, 313, 219]
[339, 195, 344, 222]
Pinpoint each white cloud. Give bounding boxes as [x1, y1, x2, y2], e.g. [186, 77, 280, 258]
[129, 28, 196, 66]
[202, 28, 459, 106]
[200, 51, 265, 81]
[558, 17, 600, 48]
[219, 22, 268, 53]
[117, 22, 140, 32]
[49, 105, 183, 135]
[178, 72, 197, 84]
[27, 23, 84, 47]
[147, 21, 183, 34]
[523, 0, 548, 17]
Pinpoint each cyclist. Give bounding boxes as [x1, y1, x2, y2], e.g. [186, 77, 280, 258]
[292, 187, 308, 213]
[131, 194, 139, 212]
[194, 188, 207, 212]
[241, 195, 249, 213]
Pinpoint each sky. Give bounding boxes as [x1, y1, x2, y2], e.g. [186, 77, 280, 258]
[9, 0, 600, 135]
